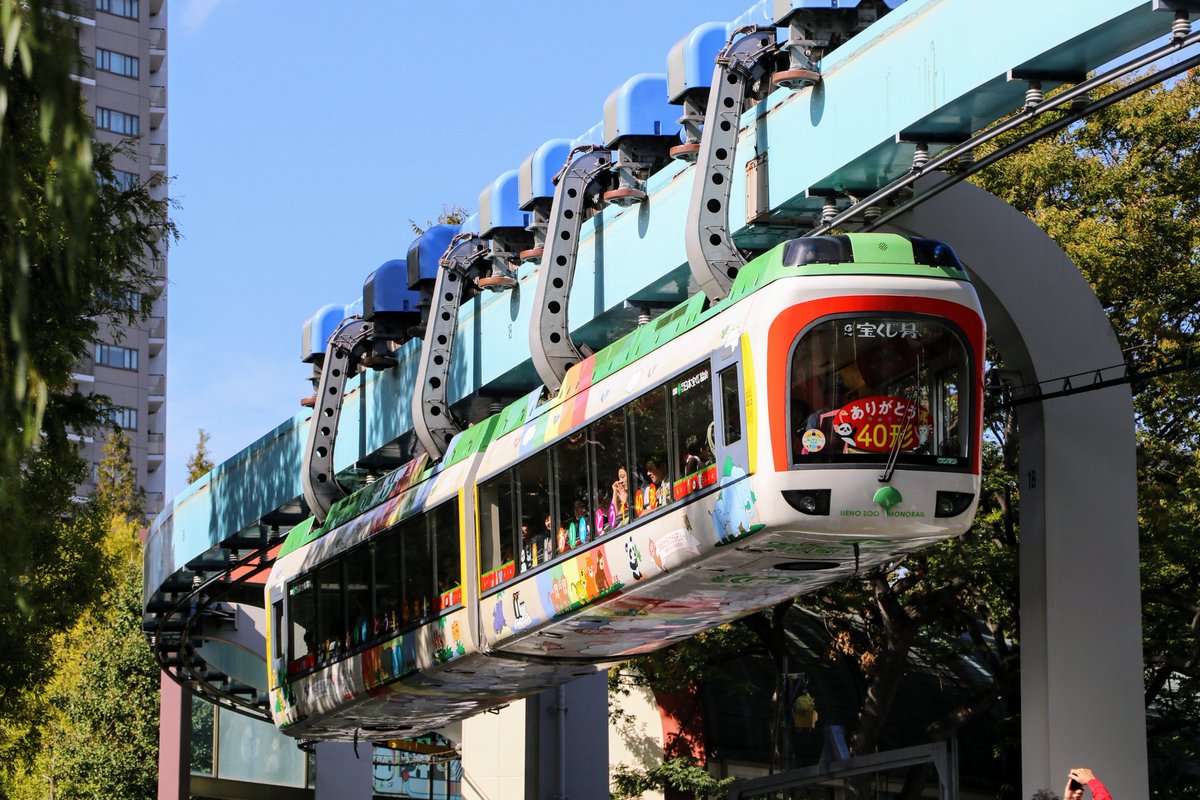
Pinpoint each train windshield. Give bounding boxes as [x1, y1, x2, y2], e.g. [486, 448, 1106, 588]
[789, 315, 971, 468]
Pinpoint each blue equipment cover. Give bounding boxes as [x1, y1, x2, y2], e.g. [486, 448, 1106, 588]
[406, 224, 460, 289]
[666, 22, 727, 102]
[518, 138, 573, 209]
[478, 170, 528, 235]
[301, 304, 346, 362]
[458, 212, 480, 236]
[363, 259, 420, 318]
[572, 120, 605, 149]
[603, 74, 681, 146]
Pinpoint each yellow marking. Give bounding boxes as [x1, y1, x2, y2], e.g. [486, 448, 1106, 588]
[264, 591, 276, 692]
[459, 488, 470, 593]
[741, 333, 757, 474]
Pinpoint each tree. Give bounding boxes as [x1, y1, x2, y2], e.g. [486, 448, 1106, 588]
[409, 204, 471, 236]
[2, 425, 159, 799]
[187, 427, 214, 483]
[0, 0, 175, 600]
[96, 429, 146, 522]
[0, 0, 175, 790]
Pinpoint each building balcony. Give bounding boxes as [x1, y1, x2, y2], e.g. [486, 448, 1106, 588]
[148, 0, 164, 17]
[148, 373, 165, 410]
[53, 0, 96, 22]
[149, 85, 166, 131]
[149, 257, 168, 285]
[149, 28, 166, 73]
[149, 143, 167, 174]
[72, 359, 95, 384]
[147, 432, 165, 469]
[148, 316, 166, 355]
[70, 54, 96, 83]
[146, 491, 164, 513]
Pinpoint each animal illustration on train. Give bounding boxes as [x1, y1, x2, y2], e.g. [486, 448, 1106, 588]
[265, 232, 986, 740]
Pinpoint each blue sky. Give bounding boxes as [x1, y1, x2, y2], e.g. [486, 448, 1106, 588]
[164, 0, 749, 496]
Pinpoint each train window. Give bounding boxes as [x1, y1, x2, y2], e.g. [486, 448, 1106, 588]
[401, 517, 432, 625]
[477, 471, 516, 589]
[789, 315, 972, 467]
[316, 563, 344, 662]
[935, 367, 966, 458]
[516, 450, 553, 571]
[555, 430, 592, 554]
[273, 599, 284, 663]
[670, 364, 715, 489]
[720, 366, 742, 445]
[374, 533, 401, 636]
[344, 545, 372, 650]
[432, 501, 461, 605]
[629, 386, 671, 517]
[590, 409, 630, 537]
[287, 578, 316, 670]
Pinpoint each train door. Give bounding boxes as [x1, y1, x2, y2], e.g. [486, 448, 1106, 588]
[711, 347, 748, 474]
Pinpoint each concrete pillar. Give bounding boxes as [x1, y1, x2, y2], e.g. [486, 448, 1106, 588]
[315, 742, 374, 799]
[886, 179, 1148, 798]
[530, 672, 610, 800]
[157, 672, 191, 800]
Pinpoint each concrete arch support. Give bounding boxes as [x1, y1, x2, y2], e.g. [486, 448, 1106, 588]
[884, 178, 1147, 798]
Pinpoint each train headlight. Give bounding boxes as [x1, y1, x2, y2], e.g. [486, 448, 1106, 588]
[934, 491, 975, 518]
[782, 489, 831, 516]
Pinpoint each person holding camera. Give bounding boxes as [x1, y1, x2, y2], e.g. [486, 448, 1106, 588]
[1065, 767, 1112, 800]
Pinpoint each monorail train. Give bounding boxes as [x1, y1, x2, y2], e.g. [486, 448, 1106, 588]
[265, 232, 986, 740]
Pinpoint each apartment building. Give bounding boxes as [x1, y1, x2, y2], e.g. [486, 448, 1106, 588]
[66, 0, 168, 518]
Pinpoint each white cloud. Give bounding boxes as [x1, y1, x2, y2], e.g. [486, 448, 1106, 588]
[179, 0, 224, 36]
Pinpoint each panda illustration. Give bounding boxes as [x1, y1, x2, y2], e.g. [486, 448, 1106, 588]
[625, 539, 643, 580]
[834, 421, 855, 445]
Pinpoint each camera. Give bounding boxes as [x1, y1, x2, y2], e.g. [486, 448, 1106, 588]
[1069, 779, 1084, 791]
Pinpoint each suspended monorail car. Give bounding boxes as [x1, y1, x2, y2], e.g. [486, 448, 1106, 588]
[265, 232, 986, 740]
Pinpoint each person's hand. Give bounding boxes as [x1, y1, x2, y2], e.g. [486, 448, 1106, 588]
[1070, 768, 1096, 784]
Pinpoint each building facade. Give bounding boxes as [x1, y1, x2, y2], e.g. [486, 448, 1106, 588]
[67, 0, 169, 517]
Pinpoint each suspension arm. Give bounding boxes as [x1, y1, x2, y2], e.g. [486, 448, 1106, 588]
[684, 27, 777, 301]
[528, 146, 611, 394]
[302, 317, 374, 524]
[412, 234, 490, 460]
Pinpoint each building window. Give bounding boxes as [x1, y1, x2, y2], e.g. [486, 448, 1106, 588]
[95, 107, 139, 136]
[108, 405, 138, 431]
[96, 48, 139, 79]
[95, 343, 138, 371]
[105, 169, 139, 191]
[96, 0, 138, 19]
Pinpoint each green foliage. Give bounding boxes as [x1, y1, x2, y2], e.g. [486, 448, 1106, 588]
[186, 427, 215, 484]
[0, 425, 110, 773]
[0, 5, 174, 786]
[409, 204, 471, 236]
[96, 429, 146, 522]
[47, 551, 161, 800]
[0, 0, 175, 604]
[611, 756, 735, 800]
[2, 429, 159, 799]
[612, 623, 763, 698]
